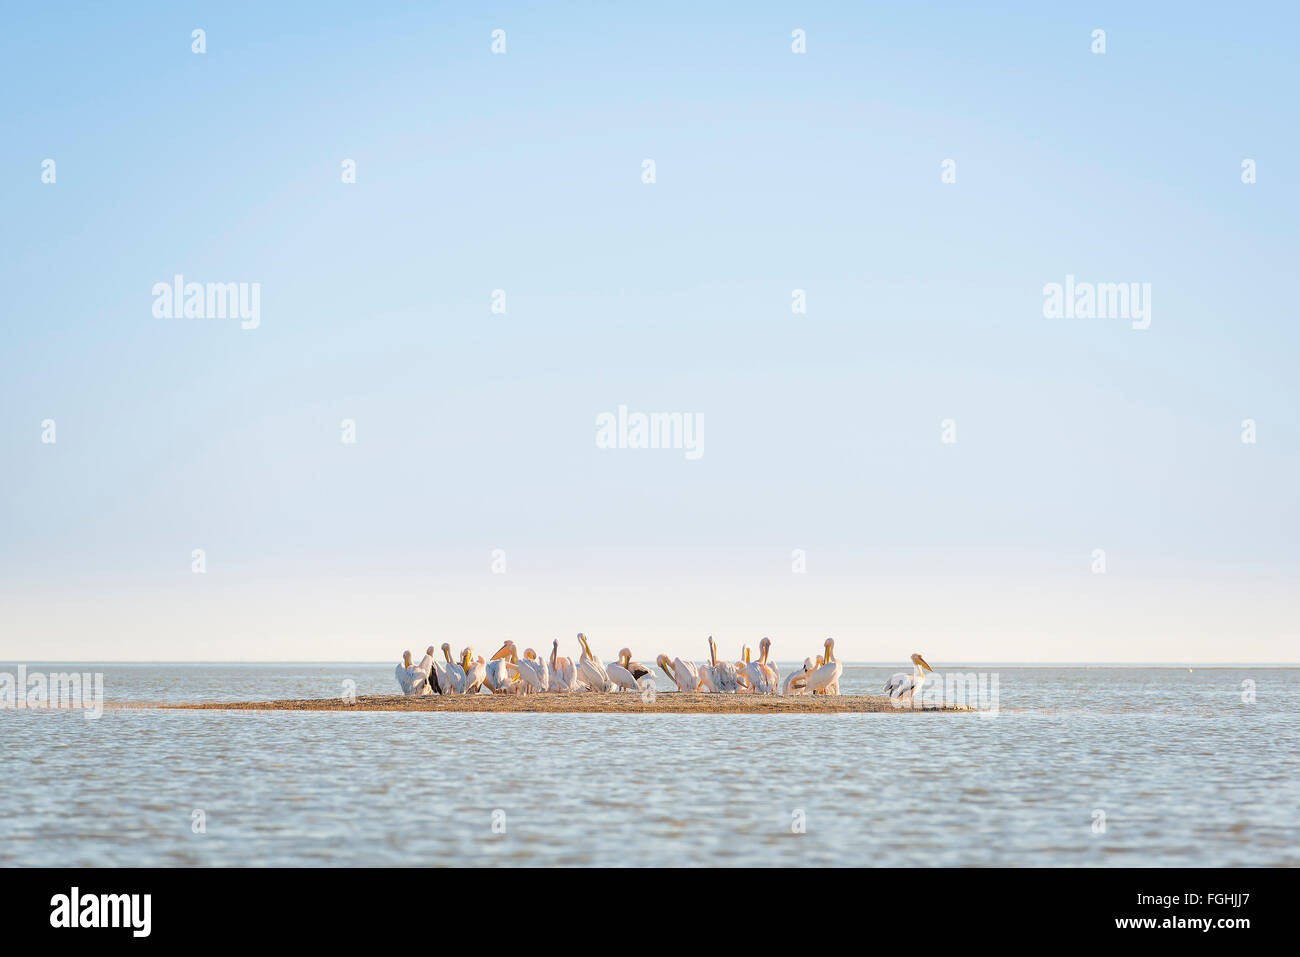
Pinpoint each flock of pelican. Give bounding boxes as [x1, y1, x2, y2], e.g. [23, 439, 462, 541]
[394, 635, 937, 703]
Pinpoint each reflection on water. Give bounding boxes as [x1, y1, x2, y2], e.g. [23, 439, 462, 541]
[2, 664, 1297, 866]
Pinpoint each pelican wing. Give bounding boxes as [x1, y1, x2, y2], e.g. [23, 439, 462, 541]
[606, 662, 641, 693]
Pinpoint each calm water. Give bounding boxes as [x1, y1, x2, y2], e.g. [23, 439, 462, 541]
[2, 663, 1297, 866]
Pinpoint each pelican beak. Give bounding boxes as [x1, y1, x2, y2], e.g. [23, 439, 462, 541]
[919, 656, 934, 673]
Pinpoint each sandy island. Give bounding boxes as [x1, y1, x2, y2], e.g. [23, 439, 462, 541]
[148, 693, 969, 714]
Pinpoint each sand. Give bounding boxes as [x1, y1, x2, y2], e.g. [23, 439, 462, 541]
[152, 692, 969, 714]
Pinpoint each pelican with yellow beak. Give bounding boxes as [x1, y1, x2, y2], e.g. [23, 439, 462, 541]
[739, 645, 763, 693]
[576, 633, 612, 692]
[657, 654, 700, 693]
[606, 648, 643, 693]
[438, 643, 465, 694]
[782, 656, 815, 695]
[462, 647, 487, 694]
[549, 639, 578, 692]
[485, 641, 521, 694]
[757, 637, 780, 694]
[884, 653, 934, 705]
[804, 639, 843, 695]
[395, 651, 415, 694]
[515, 648, 550, 693]
[698, 636, 740, 693]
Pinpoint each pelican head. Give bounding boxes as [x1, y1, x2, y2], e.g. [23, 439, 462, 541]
[911, 652, 933, 673]
[524, 648, 538, 661]
[743, 646, 751, 664]
[803, 656, 815, 672]
[824, 637, 836, 661]
[425, 645, 436, 657]
[461, 647, 473, 670]
[708, 635, 717, 666]
[402, 650, 412, 668]
[759, 637, 771, 661]
[619, 647, 632, 666]
[441, 642, 453, 662]
[656, 653, 672, 671]
[490, 641, 514, 662]
[578, 633, 592, 661]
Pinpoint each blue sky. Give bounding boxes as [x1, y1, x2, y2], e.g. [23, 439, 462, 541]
[2, 2, 1297, 662]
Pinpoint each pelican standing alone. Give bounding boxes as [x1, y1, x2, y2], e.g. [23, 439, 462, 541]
[884, 653, 934, 706]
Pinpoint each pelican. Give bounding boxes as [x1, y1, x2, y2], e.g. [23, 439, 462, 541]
[549, 639, 578, 692]
[516, 648, 550, 693]
[757, 637, 780, 693]
[782, 657, 815, 696]
[395, 651, 415, 694]
[804, 638, 844, 695]
[606, 649, 643, 693]
[415, 645, 438, 695]
[462, 648, 487, 694]
[657, 654, 700, 693]
[576, 633, 612, 692]
[884, 653, 934, 706]
[485, 641, 521, 694]
[438, 643, 465, 694]
[698, 636, 740, 693]
[740, 645, 771, 694]
[620, 648, 652, 682]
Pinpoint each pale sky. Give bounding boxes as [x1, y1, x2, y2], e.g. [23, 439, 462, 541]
[2, 3, 1296, 663]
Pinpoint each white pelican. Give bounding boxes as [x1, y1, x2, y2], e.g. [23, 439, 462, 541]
[437, 643, 465, 694]
[740, 645, 771, 694]
[462, 648, 487, 694]
[413, 646, 437, 695]
[804, 639, 844, 695]
[485, 641, 521, 694]
[884, 653, 934, 705]
[618, 648, 655, 693]
[757, 637, 780, 693]
[657, 654, 700, 693]
[549, 639, 578, 692]
[698, 636, 740, 693]
[395, 651, 414, 694]
[576, 633, 612, 692]
[606, 649, 643, 693]
[782, 657, 815, 696]
[516, 648, 550, 693]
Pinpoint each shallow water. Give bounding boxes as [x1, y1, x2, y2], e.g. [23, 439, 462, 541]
[2, 663, 1297, 866]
